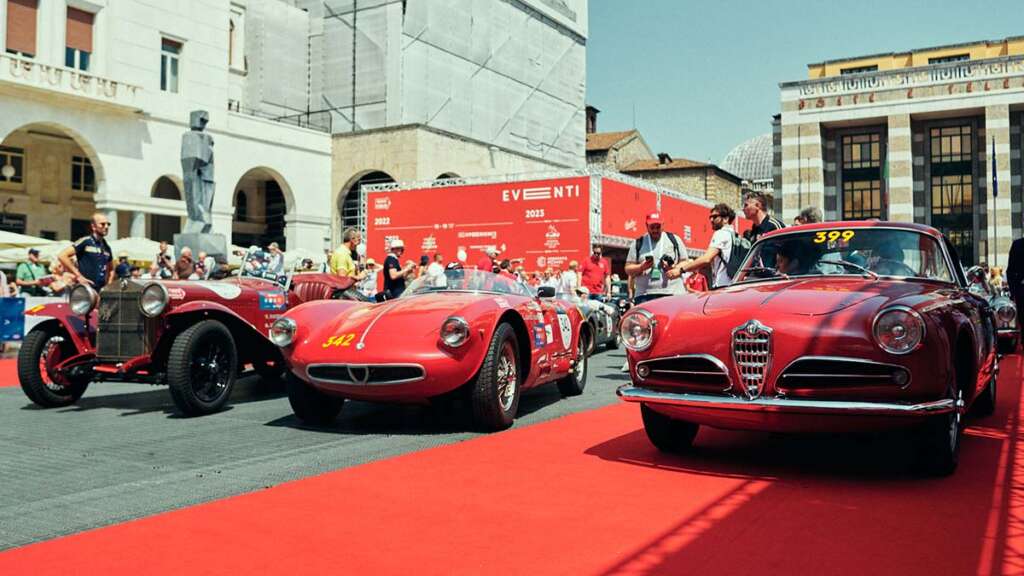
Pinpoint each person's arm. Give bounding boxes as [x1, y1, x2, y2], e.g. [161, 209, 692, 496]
[604, 273, 611, 298]
[680, 246, 720, 273]
[14, 264, 37, 288]
[59, 243, 91, 286]
[624, 242, 652, 278]
[387, 262, 404, 281]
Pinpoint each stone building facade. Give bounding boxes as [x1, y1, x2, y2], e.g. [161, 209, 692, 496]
[585, 130, 653, 171]
[620, 159, 742, 210]
[778, 36, 1024, 267]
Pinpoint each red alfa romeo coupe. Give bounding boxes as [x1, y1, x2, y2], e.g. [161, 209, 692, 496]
[617, 221, 998, 475]
[271, 269, 590, 431]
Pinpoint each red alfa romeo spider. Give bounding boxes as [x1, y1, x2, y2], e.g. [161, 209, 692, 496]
[617, 221, 997, 475]
[271, 269, 590, 431]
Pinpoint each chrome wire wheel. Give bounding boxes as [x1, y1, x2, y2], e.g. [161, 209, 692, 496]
[497, 341, 518, 412]
[574, 336, 587, 381]
[38, 336, 67, 392]
[949, 389, 964, 454]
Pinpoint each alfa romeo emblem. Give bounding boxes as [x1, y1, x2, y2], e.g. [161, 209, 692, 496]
[347, 365, 370, 384]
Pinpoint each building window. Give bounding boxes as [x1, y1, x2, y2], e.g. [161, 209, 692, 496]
[929, 124, 974, 265]
[840, 133, 883, 220]
[64, 7, 94, 71]
[928, 54, 969, 65]
[930, 125, 971, 163]
[71, 218, 91, 240]
[160, 38, 181, 93]
[71, 155, 95, 192]
[235, 191, 248, 222]
[39, 230, 57, 240]
[840, 65, 878, 75]
[5, 0, 37, 58]
[842, 133, 881, 169]
[0, 146, 25, 184]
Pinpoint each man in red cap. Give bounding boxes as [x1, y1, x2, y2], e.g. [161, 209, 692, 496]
[624, 211, 688, 304]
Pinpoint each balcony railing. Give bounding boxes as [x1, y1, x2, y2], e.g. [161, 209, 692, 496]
[227, 100, 332, 133]
[0, 53, 141, 110]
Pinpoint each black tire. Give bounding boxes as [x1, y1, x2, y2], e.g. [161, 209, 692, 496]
[17, 327, 90, 408]
[470, 323, 521, 432]
[972, 370, 997, 418]
[557, 331, 588, 396]
[641, 403, 699, 453]
[606, 330, 620, 350]
[914, 391, 962, 477]
[286, 373, 345, 426]
[166, 320, 238, 416]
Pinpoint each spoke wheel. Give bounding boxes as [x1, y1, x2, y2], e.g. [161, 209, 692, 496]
[167, 320, 238, 416]
[470, 323, 521, 432]
[18, 327, 90, 407]
[557, 331, 588, 397]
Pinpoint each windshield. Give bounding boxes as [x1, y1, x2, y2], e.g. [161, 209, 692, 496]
[239, 248, 288, 286]
[404, 269, 534, 298]
[734, 227, 954, 284]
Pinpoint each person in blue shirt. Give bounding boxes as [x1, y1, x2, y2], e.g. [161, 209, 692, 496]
[58, 212, 114, 289]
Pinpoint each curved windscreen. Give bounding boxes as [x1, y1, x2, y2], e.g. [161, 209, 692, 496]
[734, 227, 954, 284]
[404, 269, 534, 298]
[239, 248, 288, 286]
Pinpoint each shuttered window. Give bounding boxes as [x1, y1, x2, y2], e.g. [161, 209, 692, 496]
[5, 0, 38, 57]
[64, 7, 93, 71]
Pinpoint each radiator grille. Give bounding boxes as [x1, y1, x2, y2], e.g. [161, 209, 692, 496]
[732, 320, 772, 399]
[307, 364, 425, 385]
[96, 285, 147, 360]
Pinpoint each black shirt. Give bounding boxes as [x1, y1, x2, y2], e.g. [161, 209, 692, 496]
[745, 215, 785, 267]
[74, 234, 113, 289]
[382, 254, 405, 299]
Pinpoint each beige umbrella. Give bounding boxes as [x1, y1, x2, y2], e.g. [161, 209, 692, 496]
[0, 230, 54, 250]
[0, 241, 70, 265]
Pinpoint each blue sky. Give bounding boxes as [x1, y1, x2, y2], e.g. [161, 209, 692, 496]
[586, 0, 1023, 164]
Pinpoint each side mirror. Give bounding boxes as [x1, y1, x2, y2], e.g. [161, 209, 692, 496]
[536, 285, 555, 298]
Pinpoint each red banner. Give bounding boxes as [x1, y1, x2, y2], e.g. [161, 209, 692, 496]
[366, 177, 591, 274]
[660, 194, 713, 250]
[599, 178, 658, 240]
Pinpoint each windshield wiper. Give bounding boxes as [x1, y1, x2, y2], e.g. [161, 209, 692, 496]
[827, 260, 879, 279]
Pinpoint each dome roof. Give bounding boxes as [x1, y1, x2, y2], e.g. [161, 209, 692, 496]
[721, 134, 773, 182]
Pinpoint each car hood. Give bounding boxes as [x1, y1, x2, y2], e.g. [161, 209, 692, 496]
[702, 277, 928, 317]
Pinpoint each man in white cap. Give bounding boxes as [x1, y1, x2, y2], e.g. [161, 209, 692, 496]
[383, 238, 416, 299]
[477, 246, 499, 273]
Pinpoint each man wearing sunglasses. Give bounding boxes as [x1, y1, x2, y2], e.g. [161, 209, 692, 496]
[58, 212, 114, 289]
[678, 203, 736, 288]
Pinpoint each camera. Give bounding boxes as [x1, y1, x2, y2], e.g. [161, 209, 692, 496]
[659, 254, 675, 270]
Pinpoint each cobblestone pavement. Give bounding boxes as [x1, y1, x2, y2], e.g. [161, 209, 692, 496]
[0, 348, 630, 550]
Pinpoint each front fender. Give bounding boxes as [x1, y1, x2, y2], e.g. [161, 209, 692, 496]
[26, 302, 95, 353]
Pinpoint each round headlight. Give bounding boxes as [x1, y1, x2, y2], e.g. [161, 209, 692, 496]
[270, 317, 297, 347]
[69, 284, 98, 315]
[139, 283, 169, 318]
[440, 316, 470, 348]
[620, 309, 657, 352]
[997, 304, 1016, 324]
[872, 306, 925, 355]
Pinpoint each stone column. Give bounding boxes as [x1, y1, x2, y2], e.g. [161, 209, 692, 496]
[986, 105, 1012, 269]
[781, 122, 824, 223]
[129, 211, 146, 238]
[103, 209, 118, 239]
[286, 213, 332, 254]
[887, 114, 914, 222]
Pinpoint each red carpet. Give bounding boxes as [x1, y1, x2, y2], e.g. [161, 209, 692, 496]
[1, 356, 1022, 575]
[0, 359, 17, 388]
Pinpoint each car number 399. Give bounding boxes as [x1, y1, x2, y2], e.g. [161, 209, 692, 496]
[525, 209, 545, 219]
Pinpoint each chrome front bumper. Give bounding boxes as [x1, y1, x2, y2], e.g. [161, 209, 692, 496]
[617, 385, 956, 416]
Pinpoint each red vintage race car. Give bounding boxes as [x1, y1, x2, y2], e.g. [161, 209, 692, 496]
[617, 221, 998, 475]
[18, 251, 367, 416]
[270, 268, 590, 431]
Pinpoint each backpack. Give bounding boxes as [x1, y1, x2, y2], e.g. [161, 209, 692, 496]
[724, 229, 752, 278]
[634, 232, 682, 264]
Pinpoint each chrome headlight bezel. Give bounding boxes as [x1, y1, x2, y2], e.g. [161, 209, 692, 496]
[139, 283, 169, 318]
[620, 308, 657, 352]
[872, 306, 926, 355]
[69, 284, 99, 316]
[270, 317, 297, 348]
[996, 303, 1016, 325]
[440, 316, 470, 348]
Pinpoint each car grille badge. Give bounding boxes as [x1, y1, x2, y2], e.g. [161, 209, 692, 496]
[732, 319, 773, 399]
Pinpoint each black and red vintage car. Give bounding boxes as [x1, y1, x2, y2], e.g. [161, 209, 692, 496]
[18, 250, 367, 416]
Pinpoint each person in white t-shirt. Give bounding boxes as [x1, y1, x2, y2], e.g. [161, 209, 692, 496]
[680, 203, 736, 288]
[625, 212, 689, 303]
[559, 260, 579, 295]
[426, 253, 446, 287]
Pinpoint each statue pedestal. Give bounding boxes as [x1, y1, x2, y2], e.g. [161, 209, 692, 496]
[173, 233, 228, 263]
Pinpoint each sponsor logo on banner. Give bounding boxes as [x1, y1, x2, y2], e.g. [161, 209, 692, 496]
[684, 225, 692, 242]
[374, 197, 392, 210]
[258, 291, 288, 311]
[624, 219, 637, 232]
[545, 226, 560, 250]
[536, 256, 547, 268]
[501, 183, 582, 202]
[422, 235, 438, 252]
